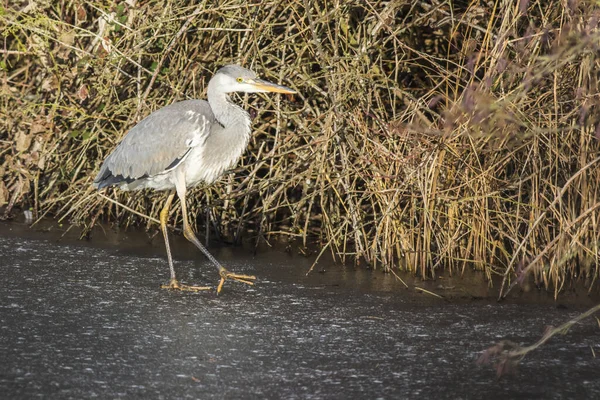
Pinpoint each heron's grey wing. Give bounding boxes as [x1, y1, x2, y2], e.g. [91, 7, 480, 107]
[94, 100, 215, 187]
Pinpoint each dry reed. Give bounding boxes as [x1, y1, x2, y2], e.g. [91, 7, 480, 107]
[2, 0, 600, 296]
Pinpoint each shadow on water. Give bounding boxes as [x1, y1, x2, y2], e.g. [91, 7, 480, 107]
[0, 218, 599, 399]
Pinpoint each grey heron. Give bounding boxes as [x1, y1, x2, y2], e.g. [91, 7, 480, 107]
[93, 65, 296, 293]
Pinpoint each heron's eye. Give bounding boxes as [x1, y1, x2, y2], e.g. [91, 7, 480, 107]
[236, 77, 243, 83]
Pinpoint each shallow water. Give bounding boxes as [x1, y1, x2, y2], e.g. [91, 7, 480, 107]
[0, 228, 598, 399]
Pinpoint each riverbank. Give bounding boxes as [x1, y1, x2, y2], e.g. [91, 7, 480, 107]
[1, 217, 598, 306]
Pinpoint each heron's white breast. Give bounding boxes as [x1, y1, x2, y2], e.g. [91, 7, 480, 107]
[183, 131, 250, 187]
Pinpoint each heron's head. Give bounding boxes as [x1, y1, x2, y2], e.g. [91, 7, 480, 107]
[211, 65, 296, 95]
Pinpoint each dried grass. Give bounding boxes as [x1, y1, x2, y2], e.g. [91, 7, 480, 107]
[2, 0, 600, 296]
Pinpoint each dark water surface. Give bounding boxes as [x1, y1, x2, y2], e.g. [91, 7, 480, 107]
[0, 225, 599, 399]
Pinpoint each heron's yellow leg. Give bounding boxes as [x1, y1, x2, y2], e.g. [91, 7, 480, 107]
[176, 185, 256, 294]
[159, 190, 211, 292]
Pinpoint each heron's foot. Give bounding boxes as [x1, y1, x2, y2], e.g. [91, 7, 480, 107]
[161, 278, 212, 292]
[217, 268, 257, 294]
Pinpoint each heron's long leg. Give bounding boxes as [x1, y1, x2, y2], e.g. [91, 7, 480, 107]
[161, 191, 177, 281]
[159, 190, 210, 292]
[174, 175, 256, 293]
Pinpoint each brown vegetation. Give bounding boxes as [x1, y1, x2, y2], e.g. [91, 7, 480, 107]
[2, 0, 600, 296]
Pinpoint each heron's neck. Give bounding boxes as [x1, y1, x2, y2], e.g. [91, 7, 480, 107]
[207, 91, 251, 136]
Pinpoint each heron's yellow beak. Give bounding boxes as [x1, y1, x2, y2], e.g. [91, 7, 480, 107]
[249, 78, 296, 94]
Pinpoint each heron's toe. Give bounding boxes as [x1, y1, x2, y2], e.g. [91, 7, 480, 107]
[161, 278, 211, 292]
[217, 269, 257, 293]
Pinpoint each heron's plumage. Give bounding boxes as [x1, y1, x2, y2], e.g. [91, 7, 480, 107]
[94, 100, 214, 190]
[183, 102, 251, 186]
[93, 64, 295, 192]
